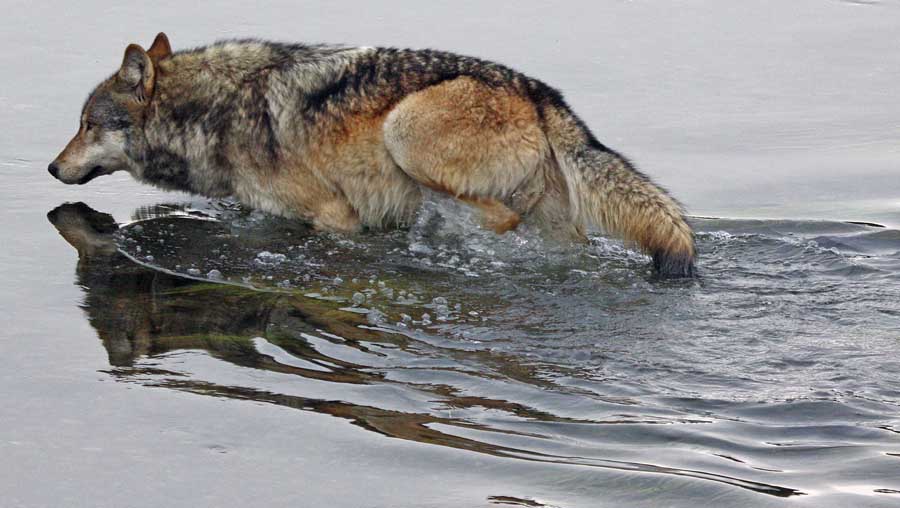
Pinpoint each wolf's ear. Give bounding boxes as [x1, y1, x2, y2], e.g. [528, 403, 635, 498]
[118, 44, 155, 103]
[147, 32, 172, 64]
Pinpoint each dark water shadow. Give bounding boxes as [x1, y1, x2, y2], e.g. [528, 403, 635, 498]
[47, 202, 807, 499]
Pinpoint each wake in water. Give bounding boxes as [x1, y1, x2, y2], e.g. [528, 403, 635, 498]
[49, 196, 900, 505]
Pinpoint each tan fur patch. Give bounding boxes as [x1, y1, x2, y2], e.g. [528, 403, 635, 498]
[383, 77, 549, 228]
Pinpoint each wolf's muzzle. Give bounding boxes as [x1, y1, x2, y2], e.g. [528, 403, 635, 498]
[78, 166, 105, 185]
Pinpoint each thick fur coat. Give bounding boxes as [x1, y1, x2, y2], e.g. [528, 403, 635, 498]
[50, 33, 696, 276]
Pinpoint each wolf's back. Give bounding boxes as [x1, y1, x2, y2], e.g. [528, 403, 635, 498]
[539, 100, 696, 277]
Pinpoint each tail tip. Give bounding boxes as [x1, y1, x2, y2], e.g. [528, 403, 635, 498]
[652, 250, 696, 278]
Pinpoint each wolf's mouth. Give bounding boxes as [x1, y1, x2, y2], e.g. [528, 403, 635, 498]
[77, 166, 106, 185]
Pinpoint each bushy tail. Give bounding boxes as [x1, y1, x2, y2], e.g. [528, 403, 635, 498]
[543, 105, 696, 277]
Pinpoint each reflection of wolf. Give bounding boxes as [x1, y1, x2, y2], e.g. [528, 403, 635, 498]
[49, 33, 695, 276]
[46, 202, 379, 374]
[46, 203, 248, 366]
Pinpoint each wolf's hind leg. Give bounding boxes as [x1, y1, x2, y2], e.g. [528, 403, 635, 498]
[459, 196, 521, 234]
[383, 77, 549, 234]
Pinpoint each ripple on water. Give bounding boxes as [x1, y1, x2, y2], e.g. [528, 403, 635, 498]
[47, 199, 900, 505]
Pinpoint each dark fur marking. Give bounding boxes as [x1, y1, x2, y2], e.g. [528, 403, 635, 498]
[652, 250, 697, 278]
[142, 148, 191, 191]
[84, 91, 132, 131]
[169, 99, 210, 125]
[239, 72, 280, 165]
[304, 73, 351, 113]
[300, 48, 530, 122]
[259, 107, 278, 163]
[168, 99, 235, 138]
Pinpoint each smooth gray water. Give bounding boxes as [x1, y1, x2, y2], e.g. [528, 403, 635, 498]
[2, 2, 900, 507]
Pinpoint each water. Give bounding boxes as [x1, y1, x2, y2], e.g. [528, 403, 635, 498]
[3, 2, 900, 507]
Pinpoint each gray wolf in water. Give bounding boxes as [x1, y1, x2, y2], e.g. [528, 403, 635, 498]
[48, 33, 696, 276]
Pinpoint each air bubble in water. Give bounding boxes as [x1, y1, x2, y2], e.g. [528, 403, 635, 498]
[255, 251, 287, 266]
[367, 309, 387, 325]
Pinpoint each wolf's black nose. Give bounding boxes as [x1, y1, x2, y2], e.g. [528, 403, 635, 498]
[48, 163, 60, 178]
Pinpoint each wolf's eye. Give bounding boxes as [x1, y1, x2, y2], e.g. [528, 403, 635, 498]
[85, 121, 95, 132]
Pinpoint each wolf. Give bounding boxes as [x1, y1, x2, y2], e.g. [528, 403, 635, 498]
[49, 33, 696, 276]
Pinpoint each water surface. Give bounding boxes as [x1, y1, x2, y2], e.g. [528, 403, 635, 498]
[3, 1, 900, 507]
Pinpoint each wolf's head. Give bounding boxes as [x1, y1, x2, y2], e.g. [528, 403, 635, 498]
[48, 33, 172, 185]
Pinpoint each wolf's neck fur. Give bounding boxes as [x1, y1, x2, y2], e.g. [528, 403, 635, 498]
[132, 40, 373, 198]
